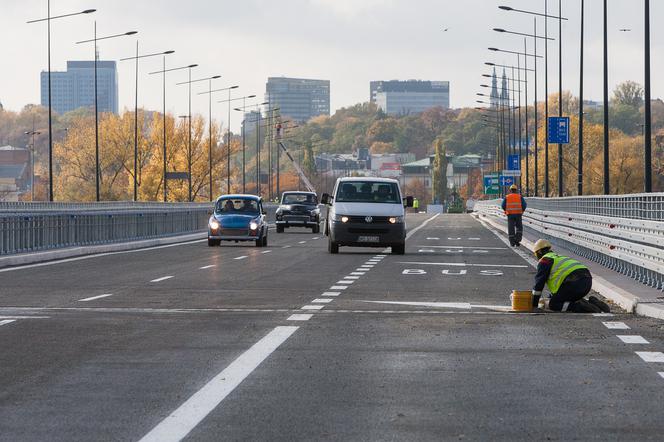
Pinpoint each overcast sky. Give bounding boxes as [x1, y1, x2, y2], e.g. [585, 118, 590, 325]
[1, 0, 662, 131]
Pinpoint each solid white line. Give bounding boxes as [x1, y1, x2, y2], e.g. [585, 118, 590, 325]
[602, 321, 630, 330]
[330, 285, 348, 290]
[78, 294, 114, 302]
[261, 250, 272, 254]
[301, 305, 325, 310]
[0, 239, 206, 274]
[234, 256, 248, 260]
[344, 276, 360, 280]
[287, 314, 313, 321]
[397, 262, 528, 268]
[321, 292, 341, 297]
[0, 320, 16, 327]
[406, 213, 440, 240]
[635, 352, 664, 363]
[139, 326, 298, 442]
[150, 276, 174, 283]
[415, 245, 507, 250]
[199, 265, 216, 269]
[617, 335, 649, 344]
[361, 300, 472, 309]
[312, 298, 333, 304]
[592, 313, 614, 317]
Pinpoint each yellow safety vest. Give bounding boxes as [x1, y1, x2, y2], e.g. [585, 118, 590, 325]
[413, 199, 419, 209]
[544, 252, 588, 294]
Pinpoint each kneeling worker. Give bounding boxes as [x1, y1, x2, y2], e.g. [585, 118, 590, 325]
[532, 239, 610, 313]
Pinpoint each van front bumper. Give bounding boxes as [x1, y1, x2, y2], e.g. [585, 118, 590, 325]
[330, 221, 405, 247]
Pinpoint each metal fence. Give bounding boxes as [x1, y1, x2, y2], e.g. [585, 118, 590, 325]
[474, 195, 664, 292]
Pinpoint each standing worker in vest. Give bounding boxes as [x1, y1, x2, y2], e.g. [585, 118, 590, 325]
[532, 239, 610, 313]
[501, 184, 526, 247]
[413, 198, 419, 213]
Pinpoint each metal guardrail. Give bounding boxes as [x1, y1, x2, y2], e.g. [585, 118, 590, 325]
[0, 202, 281, 256]
[474, 195, 664, 292]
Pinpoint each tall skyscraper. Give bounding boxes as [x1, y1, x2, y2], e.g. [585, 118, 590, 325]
[370, 80, 450, 116]
[40, 60, 119, 115]
[265, 77, 330, 123]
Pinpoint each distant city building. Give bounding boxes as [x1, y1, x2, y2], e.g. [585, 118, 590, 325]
[40, 60, 119, 115]
[265, 77, 330, 123]
[0, 146, 30, 202]
[242, 110, 261, 136]
[370, 80, 450, 115]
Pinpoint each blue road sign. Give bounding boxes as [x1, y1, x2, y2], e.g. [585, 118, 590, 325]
[483, 175, 499, 187]
[499, 176, 515, 186]
[547, 116, 570, 144]
[508, 154, 521, 171]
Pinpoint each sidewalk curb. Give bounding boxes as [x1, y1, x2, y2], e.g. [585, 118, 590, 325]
[473, 213, 651, 316]
[0, 232, 206, 269]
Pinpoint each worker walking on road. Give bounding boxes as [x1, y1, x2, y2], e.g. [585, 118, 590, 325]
[501, 184, 526, 247]
[532, 239, 610, 313]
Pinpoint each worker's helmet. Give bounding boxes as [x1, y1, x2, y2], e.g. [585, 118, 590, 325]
[509, 184, 518, 191]
[533, 239, 552, 257]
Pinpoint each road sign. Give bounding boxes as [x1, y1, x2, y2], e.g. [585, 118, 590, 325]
[483, 175, 499, 187]
[499, 175, 515, 186]
[501, 170, 522, 177]
[547, 116, 570, 144]
[484, 185, 500, 195]
[508, 154, 521, 171]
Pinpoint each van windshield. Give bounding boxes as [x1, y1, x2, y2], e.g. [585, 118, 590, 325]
[334, 181, 401, 204]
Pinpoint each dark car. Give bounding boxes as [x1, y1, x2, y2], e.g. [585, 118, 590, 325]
[275, 191, 321, 233]
[207, 194, 269, 247]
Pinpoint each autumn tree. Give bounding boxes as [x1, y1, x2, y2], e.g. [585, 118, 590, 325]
[432, 138, 447, 204]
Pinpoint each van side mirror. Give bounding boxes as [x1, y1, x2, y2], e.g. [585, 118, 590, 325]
[403, 196, 414, 208]
[321, 193, 332, 205]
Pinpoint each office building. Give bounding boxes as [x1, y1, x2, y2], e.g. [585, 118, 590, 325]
[370, 80, 450, 116]
[40, 60, 119, 115]
[265, 77, 330, 123]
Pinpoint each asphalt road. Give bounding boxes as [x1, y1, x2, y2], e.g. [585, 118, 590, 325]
[1, 213, 663, 441]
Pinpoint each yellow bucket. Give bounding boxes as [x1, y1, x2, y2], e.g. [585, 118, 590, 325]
[511, 290, 533, 312]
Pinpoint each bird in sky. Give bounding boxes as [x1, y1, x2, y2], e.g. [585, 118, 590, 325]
[443, 28, 449, 32]
[619, 28, 632, 32]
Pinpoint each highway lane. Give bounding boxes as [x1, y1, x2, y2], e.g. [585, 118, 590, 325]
[1, 214, 664, 441]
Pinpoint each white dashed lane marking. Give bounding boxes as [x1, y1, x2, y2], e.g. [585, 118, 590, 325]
[150, 276, 174, 283]
[261, 250, 272, 254]
[282, 245, 292, 249]
[416, 245, 507, 250]
[321, 292, 341, 297]
[350, 272, 366, 276]
[336, 280, 354, 285]
[234, 256, 248, 260]
[617, 335, 649, 344]
[344, 276, 360, 280]
[659, 372, 664, 379]
[330, 286, 348, 290]
[298, 241, 307, 244]
[78, 294, 113, 302]
[199, 265, 216, 269]
[636, 352, 664, 363]
[602, 321, 630, 330]
[0, 320, 16, 327]
[312, 298, 333, 304]
[301, 305, 325, 311]
[287, 314, 313, 321]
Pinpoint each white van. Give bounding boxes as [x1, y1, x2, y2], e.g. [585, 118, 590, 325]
[321, 177, 413, 254]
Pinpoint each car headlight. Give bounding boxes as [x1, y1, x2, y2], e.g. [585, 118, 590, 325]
[333, 215, 349, 223]
[388, 216, 404, 224]
[249, 221, 259, 230]
[209, 220, 220, 230]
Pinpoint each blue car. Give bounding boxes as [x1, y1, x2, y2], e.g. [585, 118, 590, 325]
[207, 195, 269, 247]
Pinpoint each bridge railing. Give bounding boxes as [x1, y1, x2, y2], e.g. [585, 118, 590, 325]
[474, 194, 664, 291]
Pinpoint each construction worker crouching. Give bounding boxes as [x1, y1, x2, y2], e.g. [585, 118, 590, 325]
[501, 184, 526, 247]
[532, 239, 610, 313]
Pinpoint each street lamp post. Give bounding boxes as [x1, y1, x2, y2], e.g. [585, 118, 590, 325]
[603, 0, 610, 194]
[231, 95, 258, 193]
[27, 5, 96, 202]
[25, 127, 42, 201]
[120, 47, 174, 202]
[195, 77, 223, 201]
[644, 0, 652, 193]
[175, 74, 221, 201]
[76, 26, 137, 201]
[578, 0, 585, 195]
[149, 62, 198, 202]
[498, 4, 568, 196]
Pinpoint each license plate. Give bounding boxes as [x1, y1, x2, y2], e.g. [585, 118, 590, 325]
[358, 235, 380, 243]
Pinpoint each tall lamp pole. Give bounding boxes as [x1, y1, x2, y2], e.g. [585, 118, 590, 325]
[76, 26, 137, 201]
[231, 95, 258, 193]
[603, 0, 610, 194]
[27, 6, 96, 201]
[578, 0, 585, 195]
[644, 0, 652, 193]
[149, 62, 198, 202]
[120, 48, 174, 201]
[176, 74, 220, 201]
